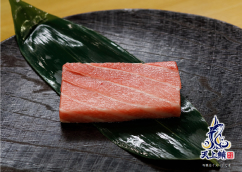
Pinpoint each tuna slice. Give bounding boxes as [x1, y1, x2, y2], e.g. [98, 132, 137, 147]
[59, 62, 181, 123]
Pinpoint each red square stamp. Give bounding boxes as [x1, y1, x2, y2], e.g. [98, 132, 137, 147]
[226, 151, 234, 159]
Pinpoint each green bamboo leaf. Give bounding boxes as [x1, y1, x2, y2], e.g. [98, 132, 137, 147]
[9, 0, 219, 165]
[94, 96, 210, 160]
[9, 0, 140, 94]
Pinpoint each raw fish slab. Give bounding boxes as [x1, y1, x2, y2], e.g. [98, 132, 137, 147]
[1, 10, 242, 172]
[59, 62, 181, 123]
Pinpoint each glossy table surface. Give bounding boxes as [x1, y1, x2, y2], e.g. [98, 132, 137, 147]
[1, 0, 242, 41]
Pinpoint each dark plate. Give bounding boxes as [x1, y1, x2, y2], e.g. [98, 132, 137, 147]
[1, 9, 242, 172]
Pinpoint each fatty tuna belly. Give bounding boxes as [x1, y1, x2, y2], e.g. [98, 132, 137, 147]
[59, 62, 181, 123]
[90, 61, 181, 89]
